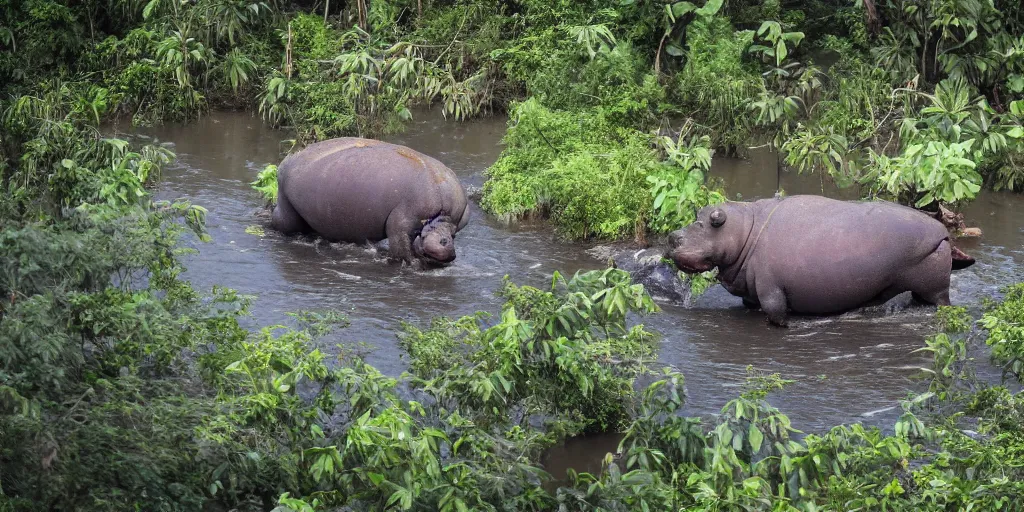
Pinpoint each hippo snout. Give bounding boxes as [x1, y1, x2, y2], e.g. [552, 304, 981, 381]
[414, 218, 459, 266]
[663, 226, 716, 274]
[419, 234, 456, 265]
[425, 247, 456, 264]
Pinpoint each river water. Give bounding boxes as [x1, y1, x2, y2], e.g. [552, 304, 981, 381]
[118, 109, 1024, 476]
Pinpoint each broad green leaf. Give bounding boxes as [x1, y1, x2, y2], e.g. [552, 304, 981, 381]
[749, 425, 764, 453]
[671, 2, 697, 18]
[695, 0, 723, 17]
[386, 489, 407, 508]
[143, 0, 159, 19]
[1008, 76, 1024, 94]
[654, 191, 668, 209]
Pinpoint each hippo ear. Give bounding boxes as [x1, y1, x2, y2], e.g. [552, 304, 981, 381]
[709, 208, 727, 228]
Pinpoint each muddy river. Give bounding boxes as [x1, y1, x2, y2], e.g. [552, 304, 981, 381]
[118, 109, 1024, 472]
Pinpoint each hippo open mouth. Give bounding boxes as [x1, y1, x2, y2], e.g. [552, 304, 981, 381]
[666, 250, 714, 274]
[675, 260, 714, 274]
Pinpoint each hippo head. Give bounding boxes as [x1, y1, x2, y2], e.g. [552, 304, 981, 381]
[666, 203, 746, 274]
[413, 215, 458, 266]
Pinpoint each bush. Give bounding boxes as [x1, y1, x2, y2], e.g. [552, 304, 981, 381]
[251, 164, 279, 204]
[980, 283, 1024, 383]
[524, 43, 665, 129]
[672, 18, 761, 152]
[8, 2, 1024, 510]
[481, 98, 659, 240]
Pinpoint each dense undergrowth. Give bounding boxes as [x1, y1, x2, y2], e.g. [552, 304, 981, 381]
[5, 1, 1024, 511]
[11, 0, 1023, 242]
[4, 124, 1024, 510]
[240, 0, 1024, 244]
[1, 80, 1024, 510]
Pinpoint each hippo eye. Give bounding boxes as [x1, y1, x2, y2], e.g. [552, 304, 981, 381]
[709, 209, 727, 228]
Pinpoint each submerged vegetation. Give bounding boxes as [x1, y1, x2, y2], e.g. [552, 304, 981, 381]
[4, 0, 1024, 510]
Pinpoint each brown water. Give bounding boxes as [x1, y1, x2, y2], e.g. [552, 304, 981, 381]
[116, 109, 1024, 477]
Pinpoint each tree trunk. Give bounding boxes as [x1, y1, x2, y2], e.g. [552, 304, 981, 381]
[357, 0, 367, 31]
[286, 22, 293, 79]
[654, 33, 667, 76]
[862, 0, 880, 33]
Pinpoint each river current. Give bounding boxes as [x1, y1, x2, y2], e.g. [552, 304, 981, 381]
[116, 110, 1024, 474]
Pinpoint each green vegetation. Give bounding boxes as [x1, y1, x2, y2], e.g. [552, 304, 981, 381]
[6, 187, 1024, 512]
[10, 0, 1022, 242]
[5, 0, 1024, 511]
[272, 286, 1024, 512]
[779, 0, 1024, 204]
[476, 0, 1024, 238]
[252, 163, 279, 204]
[480, 98, 725, 241]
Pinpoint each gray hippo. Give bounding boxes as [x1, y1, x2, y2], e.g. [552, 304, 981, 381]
[666, 195, 975, 326]
[271, 137, 469, 266]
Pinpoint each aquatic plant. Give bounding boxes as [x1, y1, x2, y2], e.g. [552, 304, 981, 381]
[980, 283, 1024, 382]
[252, 163, 278, 204]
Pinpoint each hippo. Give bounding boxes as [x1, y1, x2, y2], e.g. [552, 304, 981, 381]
[666, 195, 976, 326]
[270, 137, 469, 266]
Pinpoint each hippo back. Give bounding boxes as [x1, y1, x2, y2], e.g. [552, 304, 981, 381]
[278, 138, 467, 242]
[731, 196, 948, 312]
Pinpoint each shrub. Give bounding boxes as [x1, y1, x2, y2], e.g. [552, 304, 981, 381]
[481, 98, 658, 240]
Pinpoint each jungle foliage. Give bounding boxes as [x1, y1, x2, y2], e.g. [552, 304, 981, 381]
[471, 0, 1024, 235]
[1, 78, 1023, 509]
[4, 0, 1024, 511]
[9, 0, 1023, 241]
[5, 179, 1024, 512]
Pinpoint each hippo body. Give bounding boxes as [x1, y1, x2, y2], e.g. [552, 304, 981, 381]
[667, 195, 975, 326]
[271, 137, 469, 266]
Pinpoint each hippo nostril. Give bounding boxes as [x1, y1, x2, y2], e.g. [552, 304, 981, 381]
[440, 238, 450, 246]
